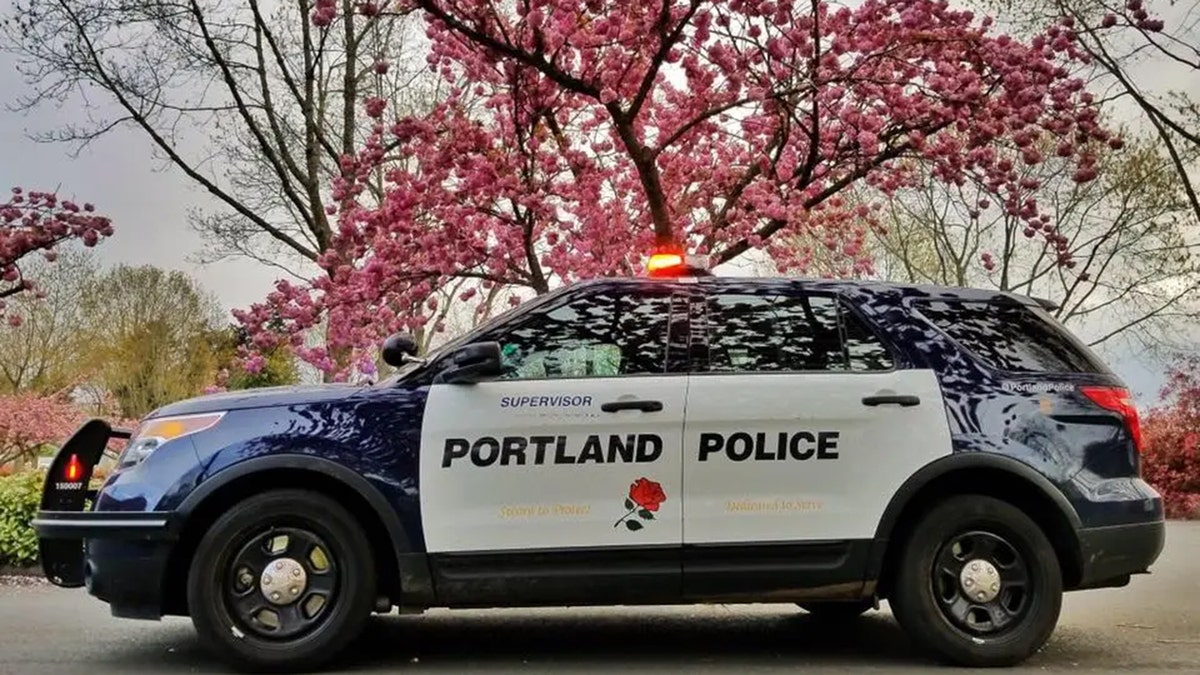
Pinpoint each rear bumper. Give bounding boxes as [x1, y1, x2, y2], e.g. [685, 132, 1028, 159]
[1075, 519, 1165, 589]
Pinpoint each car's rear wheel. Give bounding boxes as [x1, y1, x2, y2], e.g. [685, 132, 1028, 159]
[798, 600, 874, 620]
[187, 489, 376, 672]
[889, 495, 1062, 667]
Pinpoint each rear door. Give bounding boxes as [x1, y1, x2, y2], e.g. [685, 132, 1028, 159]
[680, 285, 951, 599]
[420, 282, 691, 605]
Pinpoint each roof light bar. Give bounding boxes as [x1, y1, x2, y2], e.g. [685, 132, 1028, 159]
[647, 252, 685, 274]
[645, 248, 711, 278]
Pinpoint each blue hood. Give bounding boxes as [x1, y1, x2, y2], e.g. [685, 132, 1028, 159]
[147, 383, 366, 418]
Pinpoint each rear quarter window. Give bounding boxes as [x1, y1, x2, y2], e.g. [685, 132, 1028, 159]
[913, 299, 1107, 374]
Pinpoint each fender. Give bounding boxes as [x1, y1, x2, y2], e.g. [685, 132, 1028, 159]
[865, 452, 1083, 589]
[874, 452, 1083, 542]
[177, 454, 435, 605]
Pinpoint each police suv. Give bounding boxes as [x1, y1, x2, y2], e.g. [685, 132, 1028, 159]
[33, 255, 1164, 671]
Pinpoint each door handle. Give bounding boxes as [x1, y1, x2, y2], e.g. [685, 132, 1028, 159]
[861, 394, 921, 407]
[601, 400, 664, 413]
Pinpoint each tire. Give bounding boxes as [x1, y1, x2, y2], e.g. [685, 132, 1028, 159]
[798, 600, 874, 620]
[187, 489, 377, 673]
[889, 495, 1062, 667]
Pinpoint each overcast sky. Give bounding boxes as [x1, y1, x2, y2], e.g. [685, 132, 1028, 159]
[1, 0, 1196, 401]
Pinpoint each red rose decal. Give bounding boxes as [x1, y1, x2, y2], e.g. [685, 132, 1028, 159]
[629, 478, 666, 512]
[614, 477, 666, 531]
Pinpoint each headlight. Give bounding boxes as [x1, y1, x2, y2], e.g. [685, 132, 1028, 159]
[117, 412, 225, 470]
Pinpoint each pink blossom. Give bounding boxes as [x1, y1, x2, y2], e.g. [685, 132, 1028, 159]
[2, 186, 112, 322]
[312, 0, 337, 26]
[364, 97, 387, 118]
[243, 354, 267, 375]
[1072, 167, 1098, 183]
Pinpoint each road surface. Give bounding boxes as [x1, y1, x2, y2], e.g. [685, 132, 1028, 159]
[2, 522, 1198, 674]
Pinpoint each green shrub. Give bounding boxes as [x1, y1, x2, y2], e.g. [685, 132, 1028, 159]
[0, 471, 43, 567]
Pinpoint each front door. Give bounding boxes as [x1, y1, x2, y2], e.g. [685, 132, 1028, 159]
[680, 286, 951, 599]
[419, 283, 690, 605]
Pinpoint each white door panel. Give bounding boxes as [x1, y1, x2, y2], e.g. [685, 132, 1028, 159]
[682, 369, 950, 544]
[420, 378, 686, 553]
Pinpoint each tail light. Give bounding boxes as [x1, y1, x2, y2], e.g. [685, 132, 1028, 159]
[1080, 386, 1142, 453]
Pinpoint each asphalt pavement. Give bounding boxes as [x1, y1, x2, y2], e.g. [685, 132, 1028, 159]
[2, 522, 1198, 674]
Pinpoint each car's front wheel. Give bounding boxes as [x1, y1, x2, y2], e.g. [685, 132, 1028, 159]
[187, 489, 376, 672]
[889, 495, 1062, 667]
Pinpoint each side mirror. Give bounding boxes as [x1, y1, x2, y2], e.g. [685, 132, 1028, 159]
[381, 333, 420, 368]
[435, 342, 504, 384]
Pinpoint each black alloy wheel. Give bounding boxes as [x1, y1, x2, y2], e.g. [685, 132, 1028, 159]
[932, 530, 1031, 636]
[187, 489, 376, 672]
[889, 495, 1063, 667]
[224, 526, 340, 639]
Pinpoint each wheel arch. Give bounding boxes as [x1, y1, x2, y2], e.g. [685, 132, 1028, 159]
[162, 455, 433, 615]
[869, 453, 1083, 597]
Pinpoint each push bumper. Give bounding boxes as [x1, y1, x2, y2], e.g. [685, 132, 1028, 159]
[1075, 520, 1165, 589]
[32, 512, 177, 619]
[32, 419, 178, 619]
[32, 511, 173, 540]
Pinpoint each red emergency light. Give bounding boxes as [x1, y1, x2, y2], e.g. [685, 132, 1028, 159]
[646, 252, 685, 274]
[64, 454, 83, 482]
[645, 248, 711, 278]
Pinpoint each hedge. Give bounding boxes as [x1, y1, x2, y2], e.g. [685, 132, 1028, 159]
[0, 470, 43, 568]
[1141, 413, 1200, 519]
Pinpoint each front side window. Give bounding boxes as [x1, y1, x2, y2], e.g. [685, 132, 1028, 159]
[489, 290, 674, 380]
[705, 292, 893, 373]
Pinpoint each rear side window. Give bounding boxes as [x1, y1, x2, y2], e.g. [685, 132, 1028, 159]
[914, 300, 1105, 374]
[705, 292, 893, 372]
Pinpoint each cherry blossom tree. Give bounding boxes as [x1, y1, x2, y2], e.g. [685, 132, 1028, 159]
[1, 188, 112, 324]
[0, 391, 137, 470]
[0, 394, 83, 468]
[239, 0, 1118, 377]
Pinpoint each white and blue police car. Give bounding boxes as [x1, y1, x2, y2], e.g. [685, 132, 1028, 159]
[33, 254, 1164, 671]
